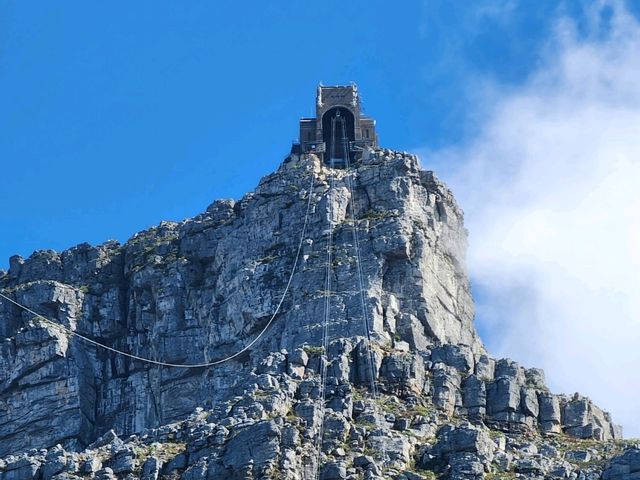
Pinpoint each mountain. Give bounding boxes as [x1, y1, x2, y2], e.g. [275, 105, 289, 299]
[0, 149, 637, 480]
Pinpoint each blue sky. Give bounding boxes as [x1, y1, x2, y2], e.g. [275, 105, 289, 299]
[3, 1, 640, 435]
[1, 0, 612, 267]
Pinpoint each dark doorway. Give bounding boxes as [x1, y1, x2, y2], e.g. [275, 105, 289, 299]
[321, 107, 355, 166]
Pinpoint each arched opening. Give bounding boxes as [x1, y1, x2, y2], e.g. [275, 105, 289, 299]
[321, 107, 355, 166]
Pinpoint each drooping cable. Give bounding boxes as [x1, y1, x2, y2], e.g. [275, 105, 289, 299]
[0, 171, 317, 369]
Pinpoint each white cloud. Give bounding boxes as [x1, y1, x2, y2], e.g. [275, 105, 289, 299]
[426, 2, 640, 437]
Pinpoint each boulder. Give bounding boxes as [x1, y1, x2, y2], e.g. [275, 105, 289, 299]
[603, 448, 640, 480]
[320, 461, 347, 480]
[430, 344, 474, 374]
[538, 392, 561, 434]
[431, 366, 461, 415]
[562, 395, 620, 440]
[420, 423, 494, 477]
[462, 374, 486, 418]
[379, 353, 426, 394]
[140, 456, 162, 480]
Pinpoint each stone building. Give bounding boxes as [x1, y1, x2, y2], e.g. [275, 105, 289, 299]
[292, 83, 378, 166]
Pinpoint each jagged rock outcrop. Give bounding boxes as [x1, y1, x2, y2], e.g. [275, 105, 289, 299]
[0, 148, 628, 479]
[419, 424, 495, 479]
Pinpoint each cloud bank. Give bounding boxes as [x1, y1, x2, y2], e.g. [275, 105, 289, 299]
[427, 3, 640, 436]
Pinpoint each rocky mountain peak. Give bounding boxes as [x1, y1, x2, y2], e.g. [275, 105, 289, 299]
[0, 149, 635, 480]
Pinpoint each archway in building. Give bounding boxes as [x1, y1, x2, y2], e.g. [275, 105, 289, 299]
[321, 107, 355, 164]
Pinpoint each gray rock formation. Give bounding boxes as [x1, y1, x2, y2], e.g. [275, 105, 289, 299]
[603, 448, 640, 479]
[0, 149, 628, 479]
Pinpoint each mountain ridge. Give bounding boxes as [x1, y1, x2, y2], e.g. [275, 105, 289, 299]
[0, 148, 636, 480]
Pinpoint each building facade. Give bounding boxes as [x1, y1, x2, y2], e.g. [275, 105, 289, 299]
[293, 83, 378, 166]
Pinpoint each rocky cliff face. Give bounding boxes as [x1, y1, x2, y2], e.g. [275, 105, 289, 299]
[0, 149, 635, 480]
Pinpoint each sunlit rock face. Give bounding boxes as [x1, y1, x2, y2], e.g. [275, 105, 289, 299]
[0, 150, 625, 479]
